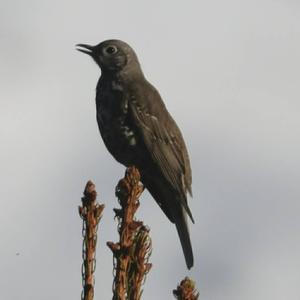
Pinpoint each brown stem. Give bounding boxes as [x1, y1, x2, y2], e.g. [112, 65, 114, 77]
[173, 277, 199, 300]
[107, 166, 152, 300]
[127, 225, 152, 300]
[79, 181, 105, 300]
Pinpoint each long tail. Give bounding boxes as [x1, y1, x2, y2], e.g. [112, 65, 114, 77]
[175, 210, 194, 269]
[142, 174, 194, 269]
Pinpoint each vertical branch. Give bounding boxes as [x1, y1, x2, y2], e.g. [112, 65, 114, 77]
[173, 277, 199, 300]
[107, 166, 152, 300]
[127, 226, 152, 300]
[79, 181, 105, 300]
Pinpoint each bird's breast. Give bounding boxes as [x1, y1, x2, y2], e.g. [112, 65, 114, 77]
[96, 84, 138, 165]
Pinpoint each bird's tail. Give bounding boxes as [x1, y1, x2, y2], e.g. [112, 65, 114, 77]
[175, 210, 194, 269]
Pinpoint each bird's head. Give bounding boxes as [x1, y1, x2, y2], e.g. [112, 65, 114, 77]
[76, 39, 142, 76]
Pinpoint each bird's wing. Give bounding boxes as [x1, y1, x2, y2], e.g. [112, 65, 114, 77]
[128, 83, 193, 222]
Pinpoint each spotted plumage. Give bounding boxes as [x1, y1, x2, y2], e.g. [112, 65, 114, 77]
[77, 40, 194, 269]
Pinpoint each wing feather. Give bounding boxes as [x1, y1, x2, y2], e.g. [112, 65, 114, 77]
[129, 87, 194, 222]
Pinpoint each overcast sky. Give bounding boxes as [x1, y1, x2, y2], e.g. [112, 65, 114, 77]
[0, 0, 300, 299]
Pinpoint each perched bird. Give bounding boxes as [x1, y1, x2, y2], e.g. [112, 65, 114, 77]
[76, 40, 194, 269]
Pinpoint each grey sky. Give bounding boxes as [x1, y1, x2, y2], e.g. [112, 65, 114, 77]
[0, 0, 300, 299]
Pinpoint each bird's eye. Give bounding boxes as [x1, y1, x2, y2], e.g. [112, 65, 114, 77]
[104, 45, 118, 55]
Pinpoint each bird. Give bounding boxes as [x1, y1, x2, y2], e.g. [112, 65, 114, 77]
[76, 40, 194, 269]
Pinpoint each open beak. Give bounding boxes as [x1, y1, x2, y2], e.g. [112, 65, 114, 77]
[76, 44, 95, 56]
